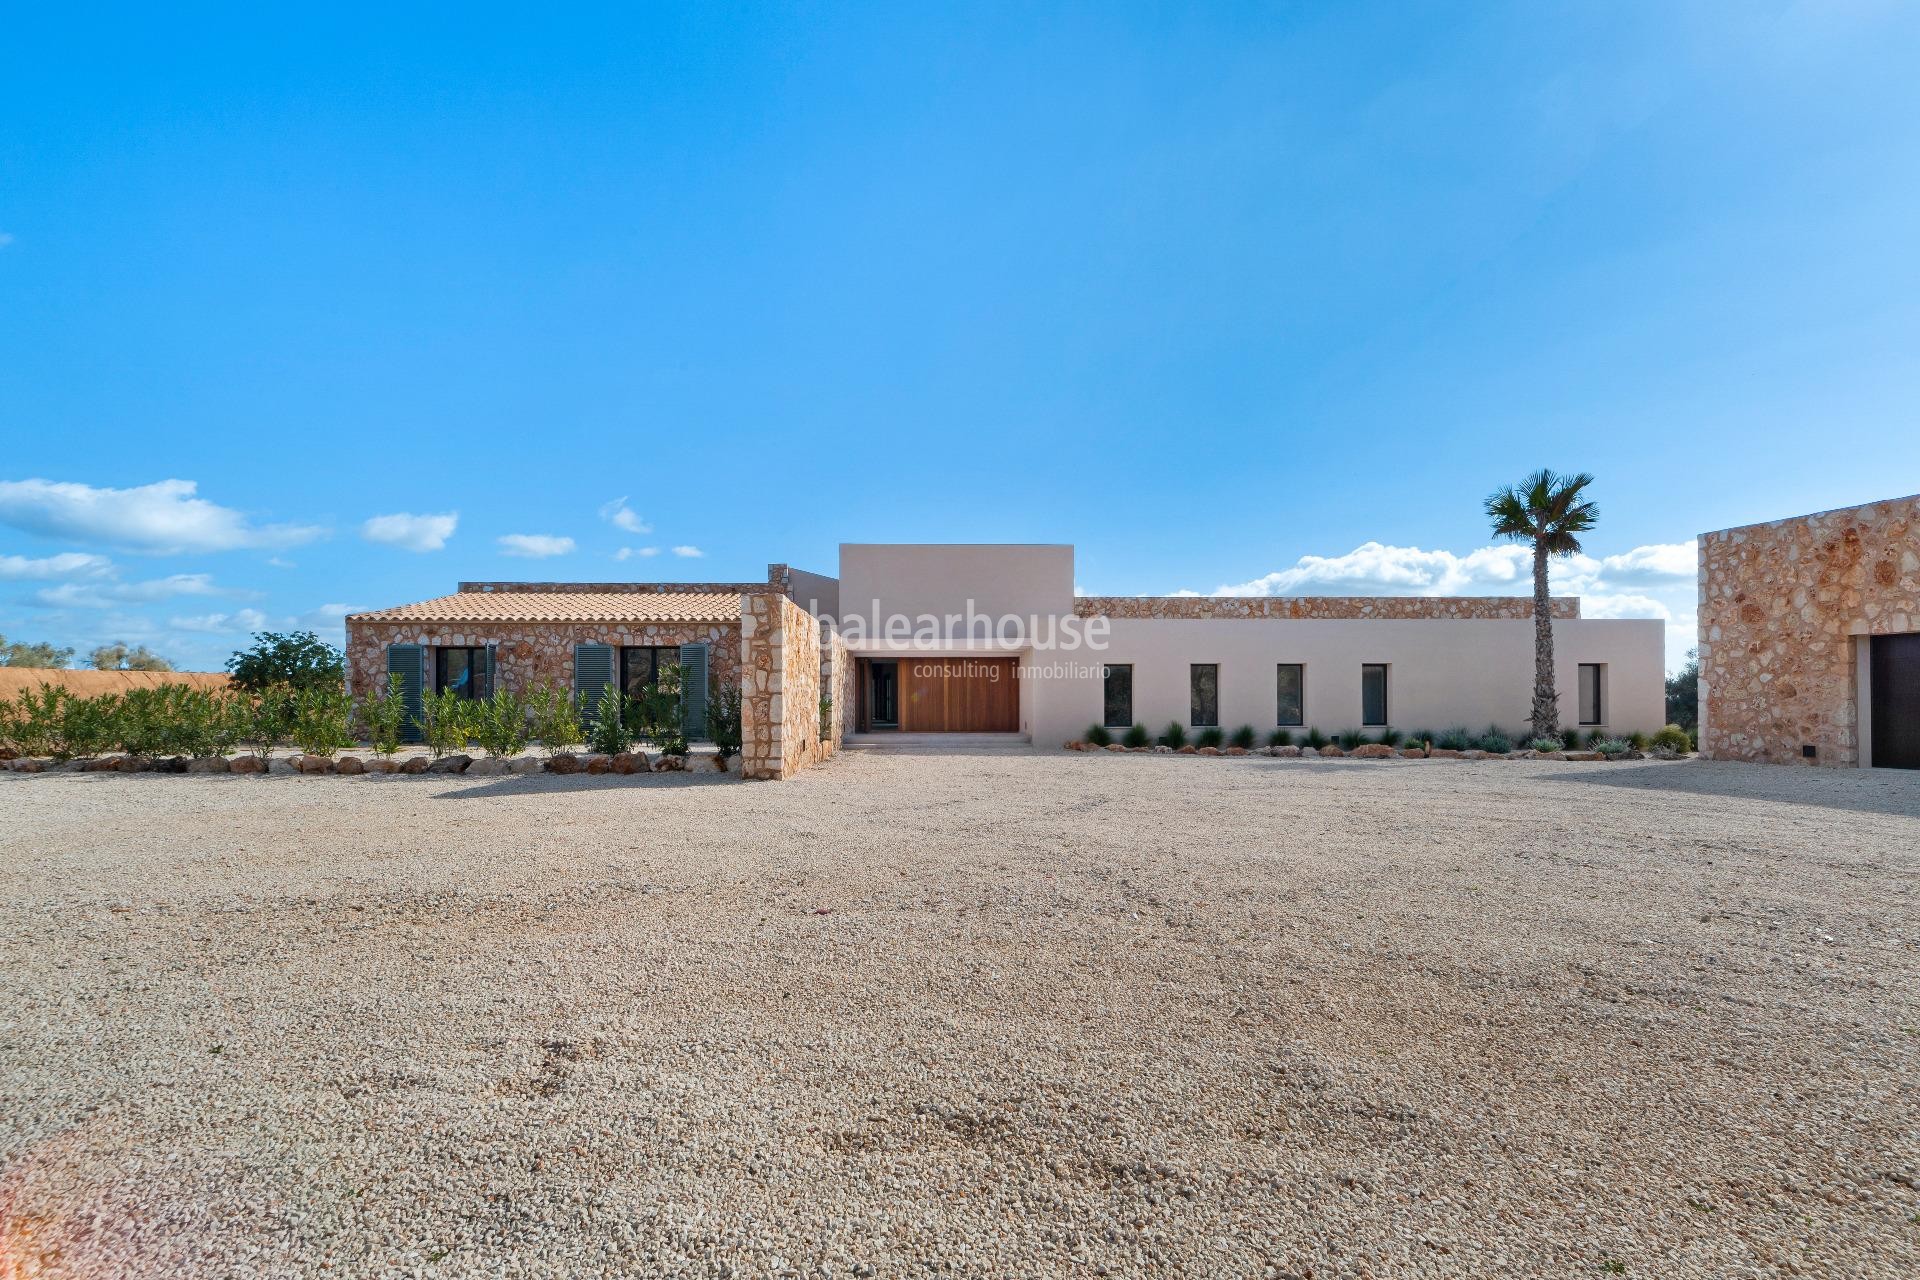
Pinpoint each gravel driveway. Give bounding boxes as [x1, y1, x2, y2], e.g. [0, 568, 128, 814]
[3, 752, 1918, 1278]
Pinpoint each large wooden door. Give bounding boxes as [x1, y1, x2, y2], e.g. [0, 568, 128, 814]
[1871, 633, 1920, 769]
[901, 658, 1019, 732]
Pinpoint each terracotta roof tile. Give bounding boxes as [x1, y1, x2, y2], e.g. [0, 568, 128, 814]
[349, 592, 744, 625]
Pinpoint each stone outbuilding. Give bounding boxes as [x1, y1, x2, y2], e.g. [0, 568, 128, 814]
[1699, 492, 1920, 768]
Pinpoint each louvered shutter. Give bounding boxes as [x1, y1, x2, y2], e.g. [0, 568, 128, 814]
[478, 645, 497, 700]
[387, 644, 425, 743]
[575, 643, 614, 728]
[679, 643, 708, 741]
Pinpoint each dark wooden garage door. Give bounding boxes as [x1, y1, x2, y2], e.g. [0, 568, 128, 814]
[902, 658, 1019, 732]
[1871, 633, 1920, 770]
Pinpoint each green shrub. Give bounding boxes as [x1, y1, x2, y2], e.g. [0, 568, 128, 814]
[1304, 726, 1327, 749]
[587, 685, 633, 756]
[624, 664, 686, 754]
[1591, 737, 1630, 755]
[1229, 725, 1256, 750]
[1159, 721, 1187, 749]
[1338, 729, 1368, 750]
[246, 689, 296, 760]
[708, 680, 744, 762]
[359, 675, 410, 757]
[1122, 723, 1150, 748]
[1196, 726, 1225, 749]
[1410, 728, 1437, 749]
[421, 688, 476, 758]
[1651, 723, 1692, 753]
[1628, 730, 1651, 751]
[526, 683, 580, 755]
[1377, 726, 1404, 748]
[290, 686, 353, 757]
[226, 631, 344, 695]
[1085, 723, 1113, 747]
[473, 689, 531, 757]
[1561, 727, 1583, 749]
[1527, 736, 1565, 753]
[1436, 726, 1473, 751]
[1474, 726, 1513, 754]
[1267, 728, 1293, 748]
[819, 694, 834, 742]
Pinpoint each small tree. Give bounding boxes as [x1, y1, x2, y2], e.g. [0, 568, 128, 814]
[359, 675, 410, 758]
[587, 685, 633, 755]
[0, 634, 76, 668]
[226, 631, 344, 695]
[90, 642, 174, 671]
[1485, 469, 1600, 741]
[290, 686, 353, 757]
[472, 689, 531, 757]
[706, 680, 743, 763]
[527, 683, 580, 755]
[420, 689, 474, 759]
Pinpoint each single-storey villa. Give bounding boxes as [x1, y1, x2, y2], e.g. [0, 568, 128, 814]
[1699, 492, 1919, 769]
[346, 543, 1666, 778]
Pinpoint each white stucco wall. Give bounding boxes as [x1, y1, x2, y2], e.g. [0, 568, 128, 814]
[1023, 617, 1666, 747]
[837, 544, 1074, 632]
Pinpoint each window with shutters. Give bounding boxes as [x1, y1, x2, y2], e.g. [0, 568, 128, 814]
[436, 647, 491, 700]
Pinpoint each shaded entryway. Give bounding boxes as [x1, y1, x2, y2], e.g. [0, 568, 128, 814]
[854, 657, 1019, 733]
[1870, 633, 1920, 770]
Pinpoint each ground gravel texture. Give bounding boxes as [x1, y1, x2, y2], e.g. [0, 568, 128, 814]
[3, 752, 1918, 1279]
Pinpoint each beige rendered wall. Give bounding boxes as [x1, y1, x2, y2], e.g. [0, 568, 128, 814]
[837, 544, 1074, 632]
[1024, 617, 1665, 747]
[1699, 492, 1920, 766]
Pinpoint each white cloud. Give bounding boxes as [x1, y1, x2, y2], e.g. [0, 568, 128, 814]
[1203, 539, 1698, 599]
[0, 478, 326, 554]
[498, 533, 575, 559]
[614, 546, 660, 561]
[671, 545, 704, 558]
[1593, 541, 1697, 587]
[170, 607, 270, 634]
[266, 557, 296, 569]
[1581, 593, 1672, 620]
[362, 511, 458, 552]
[598, 498, 652, 535]
[35, 573, 238, 609]
[0, 551, 114, 581]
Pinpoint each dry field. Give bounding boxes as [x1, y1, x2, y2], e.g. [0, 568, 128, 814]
[3, 751, 1918, 1278]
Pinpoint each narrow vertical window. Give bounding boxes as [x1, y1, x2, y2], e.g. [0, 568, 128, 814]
[1190, 664, 1219, 727]
[1102, 664, 1133, 729]
[1361, 664, 1388, 726]
[1579, 663, 1604, 726]
[1276, 664, 1304, 726]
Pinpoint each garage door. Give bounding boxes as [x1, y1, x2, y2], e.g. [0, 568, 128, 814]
[902, 658, 1019, 732]
[1871, 633, 1920, 770]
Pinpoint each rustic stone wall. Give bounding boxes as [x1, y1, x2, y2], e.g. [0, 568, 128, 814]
[455, 580, 767, 596]
[1700, 493, 1920, 766]
[819, 622, 853, 748]
[345, 620, 742, 701]
[740, 595, 825, 780]
[1075, 596, 1578, 620]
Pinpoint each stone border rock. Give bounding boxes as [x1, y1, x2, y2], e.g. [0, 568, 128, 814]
[1, 751, 739, 778]
[1061, 740, 1687, 763]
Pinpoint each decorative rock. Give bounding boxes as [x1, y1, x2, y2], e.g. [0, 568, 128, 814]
[1564, 751, 1605, 762]
[331, 756, 364, 775]
[1317, 744, 1345, 758]
[400, 756, 434, 774]
[1534, 751, 1567, 761]
[583, 754, 613, 774]
[507, 756, 544, 775]
[118, 755, 156, 772]
[1456, 749, 1485, 760]
[186, 756, 231, 774]
[268, 756, 301, 774]
[694, 754, 729, 773]
[1177, 745, 1197, 755]
[1350, 743, 1395, 759]
[545, 753, 582, 775]
[1126, 745, 1149, 753]
[8, 758, 46, 773]
[465, 757, 510, 776]
[1398, 747, 1427, 759]
[82, 757, 120, 772]
[426, 754, 472, 774]
[1152, 744, 1172, 753]
[229, 755, 267, 774]
[154, 756, 190, 773]
[363, 759, 400, 773]
[1104, 743, 1125, 753]
[297, 755, 337, 775]
[1196, 746, 1222, 756]
[653, 754, 688, 772]
[1225, 746, 1248, 756]
[1273, 745, 1302, 757]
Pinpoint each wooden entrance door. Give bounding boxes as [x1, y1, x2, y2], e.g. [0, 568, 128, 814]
[901, 657, 1019, 732]
[1871, 633, 1920, 769]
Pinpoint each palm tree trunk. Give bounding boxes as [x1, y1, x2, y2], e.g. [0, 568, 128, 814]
[1531, 541, 1557, 740]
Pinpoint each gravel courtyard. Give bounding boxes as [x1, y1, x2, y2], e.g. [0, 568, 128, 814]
[3, 752, 1918, 1279]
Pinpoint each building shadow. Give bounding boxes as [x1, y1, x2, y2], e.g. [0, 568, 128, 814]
[425, 770, 745, 799]
[1541, 759, 1920, 819]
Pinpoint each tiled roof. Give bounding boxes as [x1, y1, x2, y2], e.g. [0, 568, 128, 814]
[349, 592, 745, 625]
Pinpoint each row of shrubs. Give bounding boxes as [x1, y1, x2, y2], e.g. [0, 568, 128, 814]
[1082, 721, 1697, 755]
[0, 673, 748, 764]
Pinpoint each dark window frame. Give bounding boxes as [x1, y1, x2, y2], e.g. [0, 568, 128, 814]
[1276, 663, 1305, 727]
[435, 646, 491, 700]
[1190, 663, 1219, 728]
[1102, 663, 1133, 729]
[620, 645, 680, 698]
[1361, 663, 1388, 726]
[1578, 662, 1604, 726]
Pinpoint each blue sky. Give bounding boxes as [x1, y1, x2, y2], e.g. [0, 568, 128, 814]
[4, 2, 1918, 673]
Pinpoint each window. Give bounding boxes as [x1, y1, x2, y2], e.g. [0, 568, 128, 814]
[1190, 664, 1219, 727]
[1361, 663, 1388, 726]
[436, 647, 491, 700]
[1276, 664, 1304, 726]
[621, 646, 680, 698]
[1579, 663, 1604, 726]
[1102, 663, 1133, 729]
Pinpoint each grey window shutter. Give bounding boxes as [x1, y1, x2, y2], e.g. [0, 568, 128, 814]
[679, 643, 708, 741]
[575, 643, 613, 726]
[479, 645, 497, 700]
[387, 644, 425, 743]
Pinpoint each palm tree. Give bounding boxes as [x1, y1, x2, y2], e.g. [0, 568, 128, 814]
[1485, 469, 1599, 741]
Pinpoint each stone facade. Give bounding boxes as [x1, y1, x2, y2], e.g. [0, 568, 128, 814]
[345, 620, 742, 701]
[1075, 595, 1578, 620]
[455, 579, 772, 595]
[740, 595, 826, 780]
[1700, 493, 1920, 767]
[818, 622, 854, 748]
